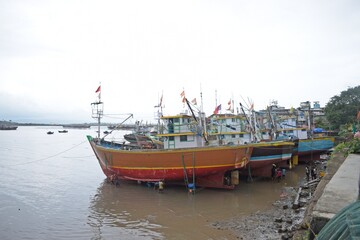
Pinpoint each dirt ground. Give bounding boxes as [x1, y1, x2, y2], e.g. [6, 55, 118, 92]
[211, 152, 346, 240]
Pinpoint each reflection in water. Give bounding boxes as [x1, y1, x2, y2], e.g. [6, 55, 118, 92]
[88, 181, 164, 240]
[88, 165, 305, 239]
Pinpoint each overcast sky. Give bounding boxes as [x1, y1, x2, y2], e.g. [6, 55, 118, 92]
[1, 0, 359, 124]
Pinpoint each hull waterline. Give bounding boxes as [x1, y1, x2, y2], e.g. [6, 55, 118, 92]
[87, 136, 253, 189]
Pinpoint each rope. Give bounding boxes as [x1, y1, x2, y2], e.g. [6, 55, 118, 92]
[1, 140, 88, 167]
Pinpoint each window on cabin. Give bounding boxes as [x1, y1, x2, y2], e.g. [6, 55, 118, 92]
[220, 135, 225, 139]
[168, 119, 174, 133]
[169, 136, 174, 141]
[180, 135, 187, 142]
[232, 134, 236, 138]
[173, 118, 180, 123]
[288, 130, 293, 133]
[182, 118, 189, 124]
[239, 134, 244, 138]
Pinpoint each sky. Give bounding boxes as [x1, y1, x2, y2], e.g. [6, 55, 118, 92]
[1, 0, 359, 124]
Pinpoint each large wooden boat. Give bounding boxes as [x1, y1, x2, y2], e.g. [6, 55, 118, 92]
[88, 135, 252, 189]
[246, 141, 294, 178]
[258, 101, 335, 163]
[88, 99, 253, 189]
[207, 113, 294, 178]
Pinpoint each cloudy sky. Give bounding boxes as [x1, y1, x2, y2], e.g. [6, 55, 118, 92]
[1, 0, 359, 124]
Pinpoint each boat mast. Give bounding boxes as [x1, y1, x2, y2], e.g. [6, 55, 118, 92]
[91, 84, 103, 140]
[200, 87, 207, 142]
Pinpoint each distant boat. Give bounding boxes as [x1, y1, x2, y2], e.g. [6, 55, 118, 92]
[47, 131, 54, 135]
[0, 121, 18, 130]
[58, 130, 68, 133]
[0, 125, 18, 130]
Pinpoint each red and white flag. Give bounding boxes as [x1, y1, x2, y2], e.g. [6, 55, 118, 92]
[226, 99, 231, 110]
[180, 90, 186, 103]
[213, 104, 221, 114]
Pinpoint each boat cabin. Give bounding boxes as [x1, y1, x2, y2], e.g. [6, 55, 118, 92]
[157, 114, 206, 149]
[207, 114, 252, 145]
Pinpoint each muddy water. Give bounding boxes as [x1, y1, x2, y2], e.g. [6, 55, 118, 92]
[0, 127, 305, 240]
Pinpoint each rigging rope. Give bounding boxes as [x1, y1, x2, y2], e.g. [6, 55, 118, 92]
[1, 140, 88, 167]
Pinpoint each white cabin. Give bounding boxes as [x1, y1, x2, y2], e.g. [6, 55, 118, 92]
[207, 114, 252, 145]
[157, 115, 206, 149]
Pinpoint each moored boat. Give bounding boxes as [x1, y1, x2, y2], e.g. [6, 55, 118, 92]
[260, 101, 335, 164]
[245, 141, 294, 178]
[88, 96, 253, 189]
[207, 112, 294, 178]
[88, 136, 252, 189]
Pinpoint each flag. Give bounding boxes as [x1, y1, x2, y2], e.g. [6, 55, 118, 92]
[95, 86, 101, 93]
[180, 90, 186, 103]
[249, 103, 254, 111]
[213, 104, 221, 114]
[191, 98, 197, 105]
[357, 111, 360, 120]
[226, 99, 231, 110]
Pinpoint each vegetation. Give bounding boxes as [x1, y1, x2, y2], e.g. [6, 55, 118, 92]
[334, 138, 360, 156]
[324, 85, 360, 130]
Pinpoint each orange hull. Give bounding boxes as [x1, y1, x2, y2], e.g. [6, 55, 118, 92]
[87, 136, 252, 189]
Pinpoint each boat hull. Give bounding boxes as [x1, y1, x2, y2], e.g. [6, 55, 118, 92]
[87, 136, 252, 189]
[297, 137, 335, 162]
[244, 142, 294, 178]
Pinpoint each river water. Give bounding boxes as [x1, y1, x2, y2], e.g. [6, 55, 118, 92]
[0, 126, 305, 240]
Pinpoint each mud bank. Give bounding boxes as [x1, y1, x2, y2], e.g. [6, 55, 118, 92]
[212, 153, 345, 240]
[212, 186, 308, 240]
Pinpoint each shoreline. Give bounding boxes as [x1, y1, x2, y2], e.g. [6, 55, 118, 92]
[212, 152, 347, 239]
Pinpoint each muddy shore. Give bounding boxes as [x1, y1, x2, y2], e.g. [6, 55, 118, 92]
[212, 152, 346, 240]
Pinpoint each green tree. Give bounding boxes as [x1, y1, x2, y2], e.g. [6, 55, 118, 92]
[324, 85, 360, 130]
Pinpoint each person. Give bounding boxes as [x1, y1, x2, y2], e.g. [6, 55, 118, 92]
[271, 164, 277, 180]
[312, 167, 317, 180]
[305, 166, 310, 181]
[158, 180, 164, 192]
[276, 168, 282, 182]
[282, 168, 286, 178]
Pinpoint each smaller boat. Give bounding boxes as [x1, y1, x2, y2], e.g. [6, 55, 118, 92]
[47, 131, 54, 135]
[103, 130, 110, 134]
[58, 130, 68, 133]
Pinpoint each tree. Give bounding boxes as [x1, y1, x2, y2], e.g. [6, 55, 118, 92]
[324, 85, 360, 130]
